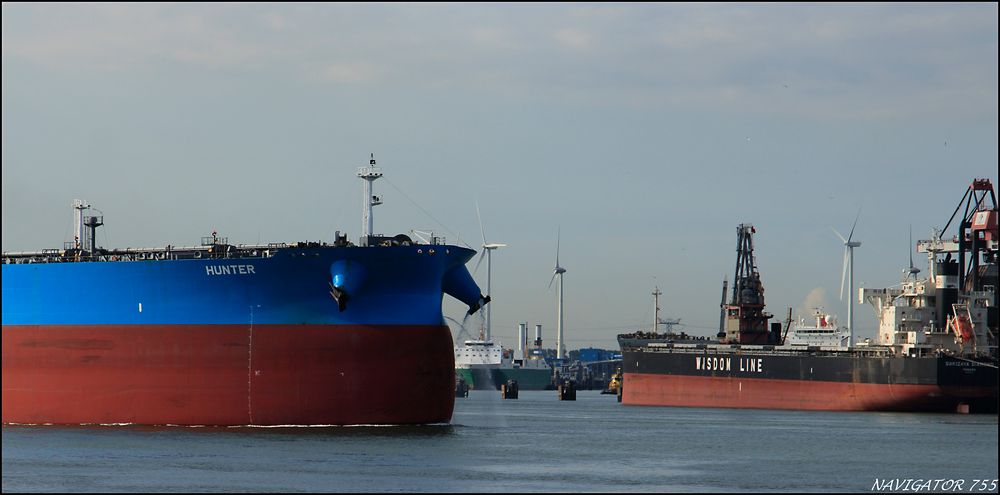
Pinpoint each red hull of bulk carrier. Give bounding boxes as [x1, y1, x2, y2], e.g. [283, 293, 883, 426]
[624, 373, 994, 413]
[2, 324, 456, 425]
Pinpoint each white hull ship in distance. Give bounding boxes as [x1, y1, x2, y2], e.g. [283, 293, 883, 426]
[454, 323, 553, 391]
[785, 309, 849, 349]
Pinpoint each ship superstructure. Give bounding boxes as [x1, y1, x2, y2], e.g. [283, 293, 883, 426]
[862, 179, 997, 357]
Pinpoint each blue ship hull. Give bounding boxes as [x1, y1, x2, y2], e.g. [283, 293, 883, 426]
[2, 244, 486, 425]
[3, 245, 482, 326]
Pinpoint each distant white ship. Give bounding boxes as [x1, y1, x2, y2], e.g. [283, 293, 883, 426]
[454, 323, 553, 390]
[785, 308, 849, 348]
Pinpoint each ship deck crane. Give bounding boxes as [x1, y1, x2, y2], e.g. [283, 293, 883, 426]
[719, 224, 776, 345]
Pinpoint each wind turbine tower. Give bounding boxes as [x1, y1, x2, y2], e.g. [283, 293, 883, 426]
[548, 229, 567, 360]
[832, 210, 862, 349]
[474, 202, 506, 342]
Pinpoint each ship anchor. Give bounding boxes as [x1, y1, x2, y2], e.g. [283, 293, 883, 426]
[329, 282, 348, 312]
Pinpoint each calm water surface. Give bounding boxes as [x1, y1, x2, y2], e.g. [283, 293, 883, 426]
[3, 391, 997, 492]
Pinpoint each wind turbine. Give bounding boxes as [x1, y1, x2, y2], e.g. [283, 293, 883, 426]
[832, 209, 862, 350]
[548, 228, 567, 360]
[472, 202, 506, 342]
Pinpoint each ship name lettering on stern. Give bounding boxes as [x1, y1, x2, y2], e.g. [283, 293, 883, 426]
[205, 264, 257, 276]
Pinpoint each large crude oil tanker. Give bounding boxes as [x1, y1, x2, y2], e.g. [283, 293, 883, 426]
[2, 155, 489, 426]
[619, 179, 998, 413]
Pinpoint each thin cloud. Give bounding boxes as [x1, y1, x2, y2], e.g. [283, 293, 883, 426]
[315, 63, 382, 85]
[3, 3, 996, 120]
[552, 28, 592, 50]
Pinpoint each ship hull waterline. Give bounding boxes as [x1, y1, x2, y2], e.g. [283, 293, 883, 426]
[621, 348, 998, 413]
[2, 324, 456, 426]
[623, 373, 996, 413]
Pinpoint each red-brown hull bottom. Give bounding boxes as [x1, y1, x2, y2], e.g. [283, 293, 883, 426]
[624, 373, 995, 412]
[2, 324, 456, 425]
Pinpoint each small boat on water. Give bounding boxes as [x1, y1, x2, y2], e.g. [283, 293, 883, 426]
[601, 367, 622, 395]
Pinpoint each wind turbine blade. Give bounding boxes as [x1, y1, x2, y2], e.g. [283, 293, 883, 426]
[909, 224, 915, 269]
[472, 250, 486, 277]
[840, 248, 848, 300]
[548, 271, 557, 291]
[848, 207, 862, 242]
[476, 201, 487, 246]
[831, 227, 847, 244]
[555, 226, 561, 268]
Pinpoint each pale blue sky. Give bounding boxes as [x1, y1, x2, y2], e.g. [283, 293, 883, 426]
[3, 3, 997, 349]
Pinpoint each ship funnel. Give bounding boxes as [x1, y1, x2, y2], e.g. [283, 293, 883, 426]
[518, 323, 527, 360]
[442, 263, 490, 315]
[935, 259, 959, 331]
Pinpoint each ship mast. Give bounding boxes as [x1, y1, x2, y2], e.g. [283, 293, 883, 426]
[72, 199, 90, 250]
[70, 199, 104, 258]
[651, 286, 682, 335]
[652, 286, 662, 335]
[357, 154, 383, 246]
